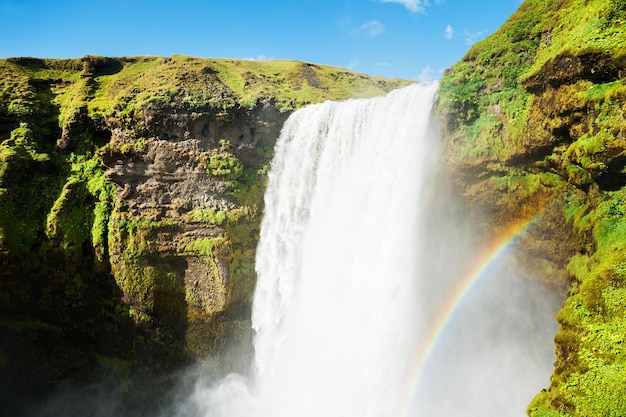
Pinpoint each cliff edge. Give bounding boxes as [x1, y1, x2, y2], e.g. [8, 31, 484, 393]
[437, 0, 626, 415]
[0, 55, 410, 409]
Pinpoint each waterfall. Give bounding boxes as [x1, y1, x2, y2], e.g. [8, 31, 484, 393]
[172, 83, 558, 417]
[252, 83, 439, 417]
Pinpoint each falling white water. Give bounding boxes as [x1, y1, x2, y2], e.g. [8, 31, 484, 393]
[168, 83, 559, 417]
[251, 83, 439, 417]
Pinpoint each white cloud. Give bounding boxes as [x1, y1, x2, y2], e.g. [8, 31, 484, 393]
[416, 65, 444, 82]
[374, 62, 390, 67]
[465, 30, 489, 45]
[348, 59, 360, 70]
[376, 0, 424, 13]
[355, 20, 385, 37]
[444, 25, 454, 39]
[416, 66, 434, 82]
[245, 55, 272, 61]
[375, 0, 443, 13]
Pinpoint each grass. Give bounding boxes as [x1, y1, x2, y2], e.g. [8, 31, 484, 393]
[79, 55, 412, 118]
[206, 58, 410, 109]
[526, 188, 626, 416]
[438, 0, 626, 163]
[523, 0, 626, 83]
[2, 55, 411, 145]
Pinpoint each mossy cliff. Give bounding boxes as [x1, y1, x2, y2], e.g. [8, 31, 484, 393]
[0, 55, 409, 407]
[437, 0, 626, 415]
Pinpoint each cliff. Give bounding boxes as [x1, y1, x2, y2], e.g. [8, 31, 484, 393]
[436, 0, 626, 415]
[0, 55, 410, 408]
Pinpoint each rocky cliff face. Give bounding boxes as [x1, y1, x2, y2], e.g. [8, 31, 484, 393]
[0, 55, 410, 408]
[437, 0, 626, 414]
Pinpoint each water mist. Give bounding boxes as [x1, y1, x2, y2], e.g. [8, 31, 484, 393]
[170, 83, 560, 417]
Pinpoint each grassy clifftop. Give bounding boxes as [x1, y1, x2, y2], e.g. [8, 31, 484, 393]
[1, 55, 408, 123]
[437, 0, 626, 415]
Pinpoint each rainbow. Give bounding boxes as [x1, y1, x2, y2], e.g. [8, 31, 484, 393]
[398, 209, 545, 416]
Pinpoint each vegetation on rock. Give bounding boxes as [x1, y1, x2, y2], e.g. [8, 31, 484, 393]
[437, 0, 626, 415]
[0, 55, 409, 411]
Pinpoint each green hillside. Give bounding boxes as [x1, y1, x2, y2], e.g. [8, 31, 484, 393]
[437, 1, 626, 415]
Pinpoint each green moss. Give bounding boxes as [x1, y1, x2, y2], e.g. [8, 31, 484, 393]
[547, 286, 626, 416]
[221, 221, 260, 307]
[540, 189, 626, 413]
[43, 154, 115, 262]
[562, 363, 626, 416]
[528, 390, 569, 417]
[46, 180, 93, 249]
[205, 152, 244, 179]
[564, 194, 591, 234]
[184, 237, 225, 257]
[492, 172, 564, 200]
[566, 253, 591, 281]
[0, 154, 62, 255]
[564, 164, 593, 186]
[185, 208, 228, 226]
[581, 80, 624, 101]
[114, 261, 156, 308]
[524, 0, 626, 82]
[594, 97, 626, 134]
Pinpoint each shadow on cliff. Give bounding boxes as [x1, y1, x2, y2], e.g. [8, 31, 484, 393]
[0, 74, 192, 414]
[0, 255, 192, 417]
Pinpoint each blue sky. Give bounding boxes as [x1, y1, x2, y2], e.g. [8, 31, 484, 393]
[0, 0, 522, 80]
